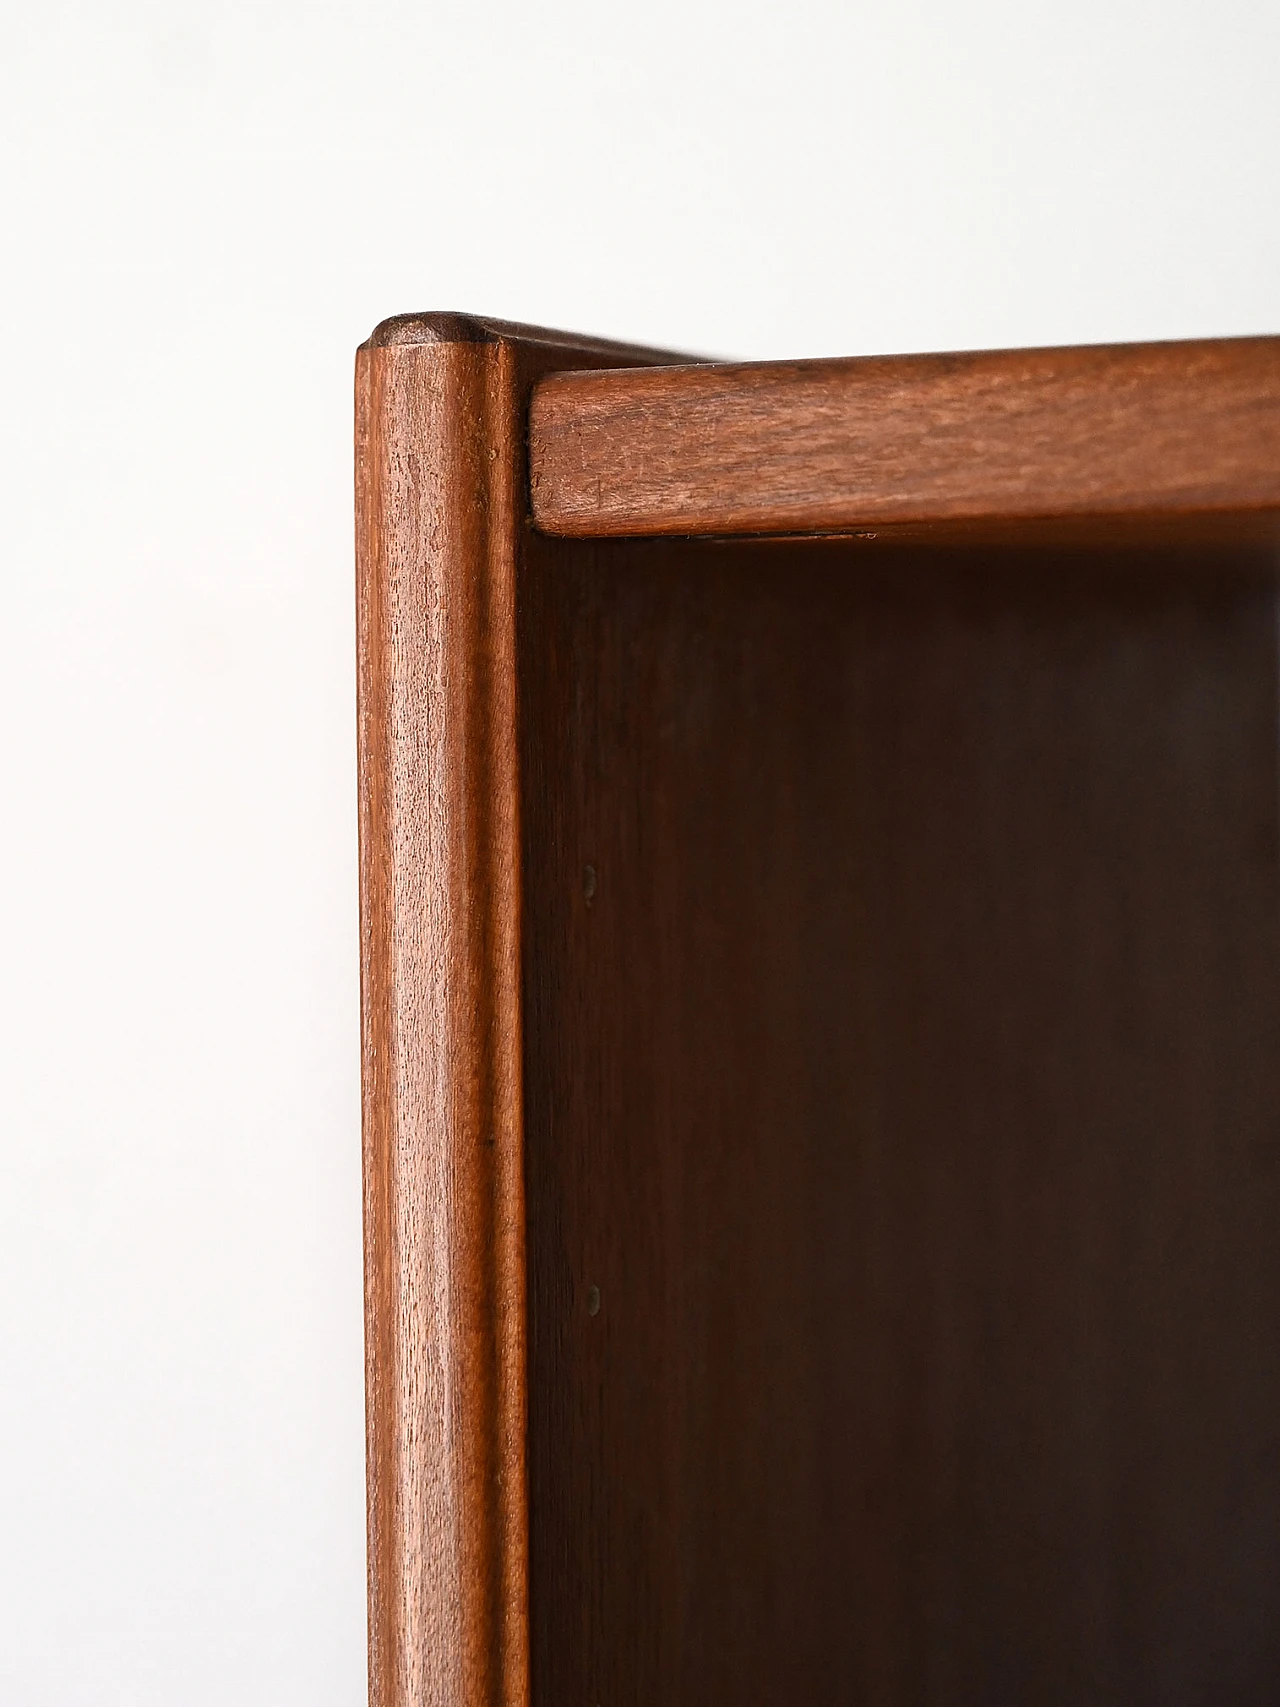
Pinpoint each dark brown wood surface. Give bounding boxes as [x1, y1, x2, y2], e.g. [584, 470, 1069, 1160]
[355, 314, 684, 1707]
[529, 335, 1280, 538]
[518, 535, 1280, 1705]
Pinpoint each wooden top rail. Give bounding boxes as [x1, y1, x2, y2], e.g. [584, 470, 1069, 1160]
[529, 335, 1280, 539]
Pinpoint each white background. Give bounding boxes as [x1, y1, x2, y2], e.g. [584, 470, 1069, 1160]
[1, 2, 1277, 1701]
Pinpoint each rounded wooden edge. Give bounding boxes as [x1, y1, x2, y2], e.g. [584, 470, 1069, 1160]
[362, 312, 709, 365]
[364, 312, 498, 349]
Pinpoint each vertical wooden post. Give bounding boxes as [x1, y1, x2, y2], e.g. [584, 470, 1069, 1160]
[355, 315, 680, 1707]
[356, 328, 529, 1707]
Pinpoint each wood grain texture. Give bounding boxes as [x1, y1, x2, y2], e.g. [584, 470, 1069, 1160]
[529, 335, 1280, 538]
[355, 316, 685, 1707]
[517, 534, 1280, 1704]
[361, 315, 1280, 1706]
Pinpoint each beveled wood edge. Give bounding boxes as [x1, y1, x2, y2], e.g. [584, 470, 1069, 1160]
[528, 333, 1280, 540]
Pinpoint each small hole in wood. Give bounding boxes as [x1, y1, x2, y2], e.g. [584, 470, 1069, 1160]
[586, 1285, 601, 1317]
[583, 864, 597, 906]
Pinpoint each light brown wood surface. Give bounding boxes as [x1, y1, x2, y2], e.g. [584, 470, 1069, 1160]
[529, 335, 1280, 538]
[355, 314, 682, 1707]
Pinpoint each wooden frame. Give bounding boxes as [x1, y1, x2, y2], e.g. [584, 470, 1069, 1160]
[357, 316, 1280, 1707]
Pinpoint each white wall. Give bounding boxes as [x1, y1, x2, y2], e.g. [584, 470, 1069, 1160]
[0, 2, 1276, 1701]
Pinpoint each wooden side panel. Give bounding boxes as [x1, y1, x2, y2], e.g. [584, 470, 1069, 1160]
[517, 538, 1280, 1704]
[355, 318, 687, 1707]
[529, 336, 1280, 538]
[357, 334, 530, 1707]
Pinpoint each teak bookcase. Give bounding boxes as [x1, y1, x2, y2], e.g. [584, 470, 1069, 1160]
[355, 316, 1280, 1707]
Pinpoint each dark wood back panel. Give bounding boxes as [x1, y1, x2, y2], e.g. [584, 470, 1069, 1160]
[518, 537, 1280, 1705]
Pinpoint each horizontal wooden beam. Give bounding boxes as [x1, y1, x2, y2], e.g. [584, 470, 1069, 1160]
[529, 336, 1280, 539]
